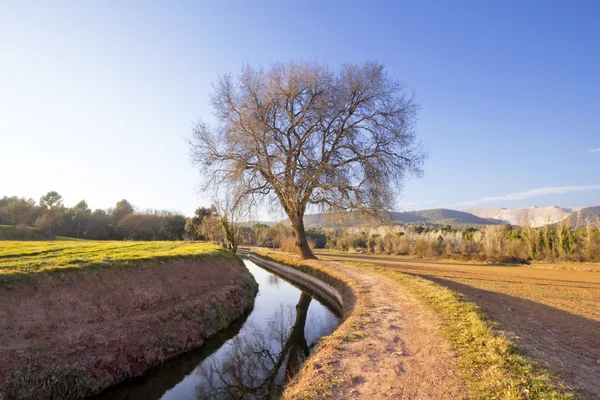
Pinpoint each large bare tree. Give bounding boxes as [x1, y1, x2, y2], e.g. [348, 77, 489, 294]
[191, 61, 425, 259]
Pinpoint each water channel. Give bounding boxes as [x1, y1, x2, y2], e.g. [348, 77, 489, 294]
[93, 258, 341, 400]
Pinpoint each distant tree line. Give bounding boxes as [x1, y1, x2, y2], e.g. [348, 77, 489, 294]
[4, 192, 598, 262]
[185, 212, 600, 262]
[183, 208, 326, 251]
[0, 191, 186, 240]
[324, 221, 600, 263]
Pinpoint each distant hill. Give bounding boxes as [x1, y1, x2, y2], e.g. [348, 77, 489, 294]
[560, 206, 600, 228]
[302, 208, 502, 229]
[390, 209, 501, 226]
[577, 206, 600, 222]
[466, 206, 573, 227]
[284, 205, 600, 230]
[238, 220, 277, 228]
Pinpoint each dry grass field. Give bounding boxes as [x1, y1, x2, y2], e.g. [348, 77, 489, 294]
[314, 249, 600, 399]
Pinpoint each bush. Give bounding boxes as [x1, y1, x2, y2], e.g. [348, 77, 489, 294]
[414, 239, 428, 258]
[395, 237, 410, 255]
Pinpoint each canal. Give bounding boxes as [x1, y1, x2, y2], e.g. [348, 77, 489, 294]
[93, 257, 341, 400]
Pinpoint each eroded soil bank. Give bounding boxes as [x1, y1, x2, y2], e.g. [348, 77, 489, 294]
[0, 257, 257, 399]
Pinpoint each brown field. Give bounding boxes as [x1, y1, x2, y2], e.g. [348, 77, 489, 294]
[314, 249, 600, 399]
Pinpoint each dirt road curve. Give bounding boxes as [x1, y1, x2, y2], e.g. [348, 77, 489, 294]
[315, 250, 600, 400]
[310, 259, 465, 399]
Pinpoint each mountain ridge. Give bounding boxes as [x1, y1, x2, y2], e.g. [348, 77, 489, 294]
[465, 205, 572, 227]
[297, 205, 599, 229]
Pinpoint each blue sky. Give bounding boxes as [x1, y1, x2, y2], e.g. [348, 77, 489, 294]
[1, 0, 599, 218]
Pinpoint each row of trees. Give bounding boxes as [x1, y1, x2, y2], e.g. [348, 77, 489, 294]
[4, 191, 599, 262]
[324, 221, 600, 262]
[2, 191, 310, 249]
[0, 192, 186, 240]
[183, 206, 325, 252]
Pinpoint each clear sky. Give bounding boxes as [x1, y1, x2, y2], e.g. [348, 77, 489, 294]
[1, 0, 599, 218]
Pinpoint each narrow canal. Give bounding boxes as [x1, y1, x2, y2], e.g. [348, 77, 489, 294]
[94, 258, 341, 400]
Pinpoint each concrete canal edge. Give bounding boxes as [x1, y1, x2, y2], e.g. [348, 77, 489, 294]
[247, 249, 365, 399]
[246, 253, 344, 315]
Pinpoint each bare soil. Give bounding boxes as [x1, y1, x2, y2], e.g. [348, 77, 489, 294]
[0, 258, 257, 399]
[323, 261, 465, 399]
[315, 250, 600, 400]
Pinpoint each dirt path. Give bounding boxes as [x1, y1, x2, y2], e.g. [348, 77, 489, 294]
[310, 260, 465, 399]
[314, 250, 600, 399]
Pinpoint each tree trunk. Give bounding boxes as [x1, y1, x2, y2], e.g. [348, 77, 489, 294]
[292, 219, 317, 260]
[285, 292, 312, 378]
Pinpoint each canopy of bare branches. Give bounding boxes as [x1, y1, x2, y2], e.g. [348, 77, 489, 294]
[191, 61, 425, 258]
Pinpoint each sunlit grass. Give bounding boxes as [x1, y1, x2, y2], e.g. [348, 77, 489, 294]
[0, 240, 234, 287]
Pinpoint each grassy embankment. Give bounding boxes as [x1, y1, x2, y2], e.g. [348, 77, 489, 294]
[253, 248, 575, 400]
[1, 240, 256, 399]
[0, 240, 238, 288]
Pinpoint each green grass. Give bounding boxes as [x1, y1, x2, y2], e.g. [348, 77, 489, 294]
[52, 236, 87, 241]
[0, 225, 48, 240]
[358, 263, 575, 400]
[0, 240, 235, 287]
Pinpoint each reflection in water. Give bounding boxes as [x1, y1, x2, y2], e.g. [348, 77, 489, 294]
[195, 293, 312, 399]
[92, 260, 339, 400]
[267, 274, 280, 286]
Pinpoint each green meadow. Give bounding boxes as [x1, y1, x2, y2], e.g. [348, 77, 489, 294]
[0, 240, 233, 287]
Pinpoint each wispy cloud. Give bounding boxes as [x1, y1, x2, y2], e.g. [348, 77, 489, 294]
[455, 185, 600, 207]
[590, 148, 600, 153]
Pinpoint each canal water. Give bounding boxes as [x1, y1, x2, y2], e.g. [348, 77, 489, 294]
[94, 258, 341, 400]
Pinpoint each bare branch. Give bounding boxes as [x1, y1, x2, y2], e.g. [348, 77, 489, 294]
[190, 61, 426, 259]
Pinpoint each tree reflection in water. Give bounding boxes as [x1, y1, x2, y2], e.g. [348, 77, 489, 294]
[267, 274, 280, 287]
[195, 292, 316, 399]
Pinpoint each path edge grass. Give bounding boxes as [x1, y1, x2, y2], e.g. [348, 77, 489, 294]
[362, 262, 576, 400]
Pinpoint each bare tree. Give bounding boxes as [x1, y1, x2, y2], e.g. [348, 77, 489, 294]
[214, 191, 250, 254]
[191, 61, 425, 259]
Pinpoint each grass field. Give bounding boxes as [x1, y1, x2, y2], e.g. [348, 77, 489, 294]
[0, 240, 234, 287]
[314, 249, 600, 399]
